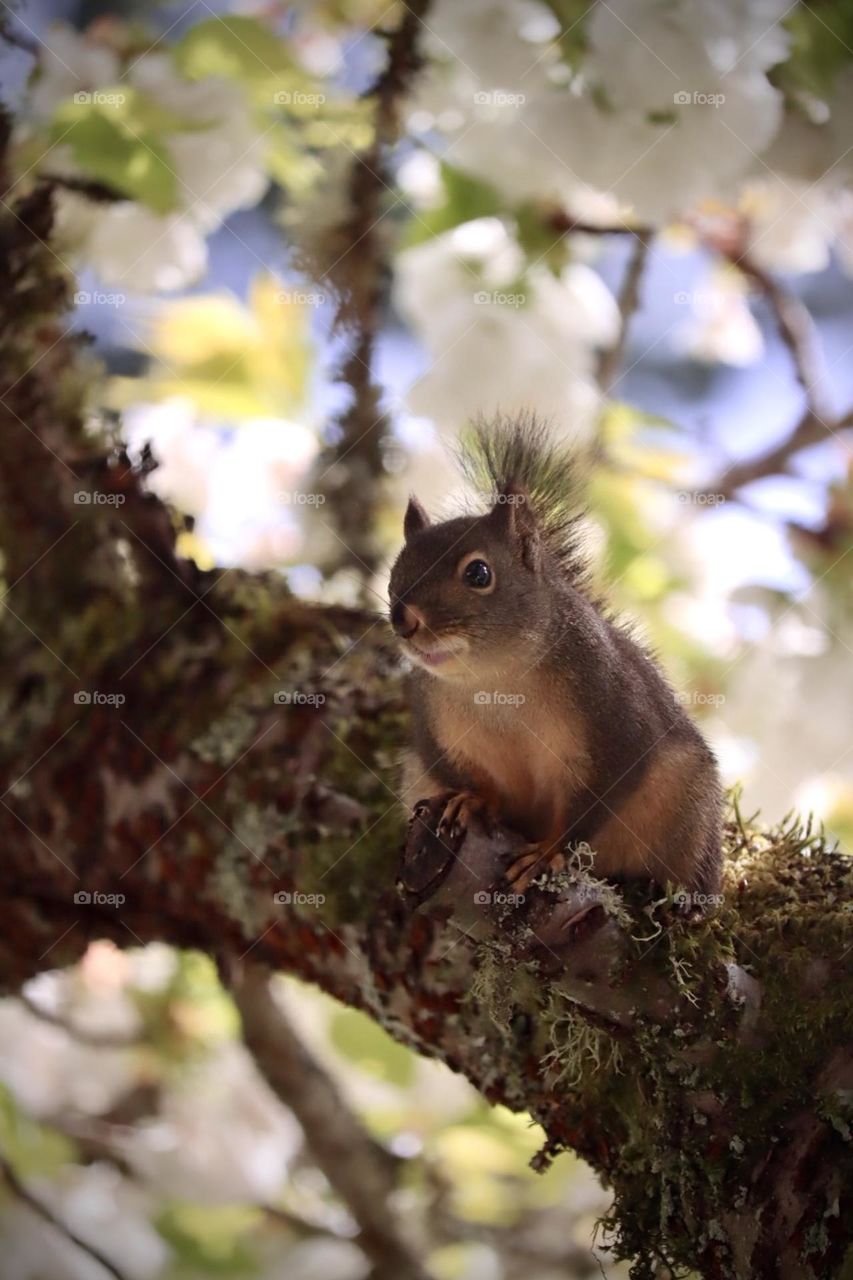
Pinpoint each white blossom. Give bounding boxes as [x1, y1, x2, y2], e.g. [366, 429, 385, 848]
[679, 267, 764, 366]
[394, 217, 618, 433]
[27, 24, 120, 121]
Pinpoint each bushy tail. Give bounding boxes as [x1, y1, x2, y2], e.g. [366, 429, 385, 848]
[457, 411, 589, 581]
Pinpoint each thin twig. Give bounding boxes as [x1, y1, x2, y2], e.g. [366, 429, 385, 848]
[705, 404, 853, 500]
[0, 1153, 129, 1280]
[724, 248, 832, 424]
[18, 993, 142, 1048]
[690, 214, 849, 499]
[596, 232, 651, 398]
[228, 961, 432, 1280]
[0, 20, 39, 58]
[315, 0, 431, 584]
[547, 211, 655, 239]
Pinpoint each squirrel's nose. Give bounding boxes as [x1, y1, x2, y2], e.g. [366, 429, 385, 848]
[391, 601, 424, 639]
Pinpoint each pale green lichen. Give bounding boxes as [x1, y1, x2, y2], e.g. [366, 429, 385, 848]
[541, 1002, 624, 1089]
[208, 847, 269, 939]
[468, 940, 518, 1032]
[190, 703, 260, 766]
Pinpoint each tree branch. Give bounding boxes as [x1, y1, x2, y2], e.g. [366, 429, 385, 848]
[1, 114, 852, 1280]
[692, 218, 850, 501]
[596, 232, 651, 400]
[17, 992, 142, 1048]
[228, 962, 431, 1280]
[312, 0, 431, 583]
[0, 1154, 129, 1280]
[704, 403, 853, 500]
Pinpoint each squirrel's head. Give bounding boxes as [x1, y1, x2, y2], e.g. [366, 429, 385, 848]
[388, 487, 551, 680]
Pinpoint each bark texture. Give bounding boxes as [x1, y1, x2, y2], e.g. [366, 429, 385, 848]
[1, 155, 852, 1280]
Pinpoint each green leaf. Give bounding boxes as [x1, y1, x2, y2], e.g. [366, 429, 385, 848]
[542, 0, 595, 71]
[0, 1084, 75, 1178]
[156, 1202, 260, 1277]
[515, 202, 569, 274]
[778, 2, 853, 100]
[50, 102, 178, 213]
[404, 162, 502, 245]
[173, 16, 295, 85]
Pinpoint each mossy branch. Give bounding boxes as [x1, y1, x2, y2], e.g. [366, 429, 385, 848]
[1, 120, 852, 1280]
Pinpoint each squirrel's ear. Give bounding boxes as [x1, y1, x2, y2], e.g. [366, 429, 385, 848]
[490, 485, 540, 572]
[403, 495, 431, 540]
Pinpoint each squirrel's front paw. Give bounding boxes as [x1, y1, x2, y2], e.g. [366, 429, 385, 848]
[415, 790, 497, 844]
[505, 841, 566, 893]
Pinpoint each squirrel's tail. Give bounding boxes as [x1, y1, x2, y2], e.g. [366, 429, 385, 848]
[457, 411, 588, 581]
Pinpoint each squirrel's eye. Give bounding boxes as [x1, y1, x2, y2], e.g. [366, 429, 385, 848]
[463, 559, 492, 590]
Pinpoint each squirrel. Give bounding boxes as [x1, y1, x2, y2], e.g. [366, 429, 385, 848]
[388, 414, 723, 907]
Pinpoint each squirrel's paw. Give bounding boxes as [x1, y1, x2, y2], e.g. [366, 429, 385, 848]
[418, 790, 496, 844]
[505, 842, 566, 893]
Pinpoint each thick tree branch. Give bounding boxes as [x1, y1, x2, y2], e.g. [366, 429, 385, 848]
[1, 123, 852, 1280]
[229, 962, 431, 1280]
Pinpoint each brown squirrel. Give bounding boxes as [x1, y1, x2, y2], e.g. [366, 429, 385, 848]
[388, 415, 723, 906]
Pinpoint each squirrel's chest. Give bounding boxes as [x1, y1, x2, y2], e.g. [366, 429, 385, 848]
[433, 695, 590, 840]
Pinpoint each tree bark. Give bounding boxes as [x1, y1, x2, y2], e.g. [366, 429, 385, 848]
[1, 149, 852, 1280]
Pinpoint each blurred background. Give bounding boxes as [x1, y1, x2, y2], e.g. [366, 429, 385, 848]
[1, 0, 851, 1276]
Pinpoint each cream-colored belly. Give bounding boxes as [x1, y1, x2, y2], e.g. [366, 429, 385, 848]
[439, 696, 591, 843]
